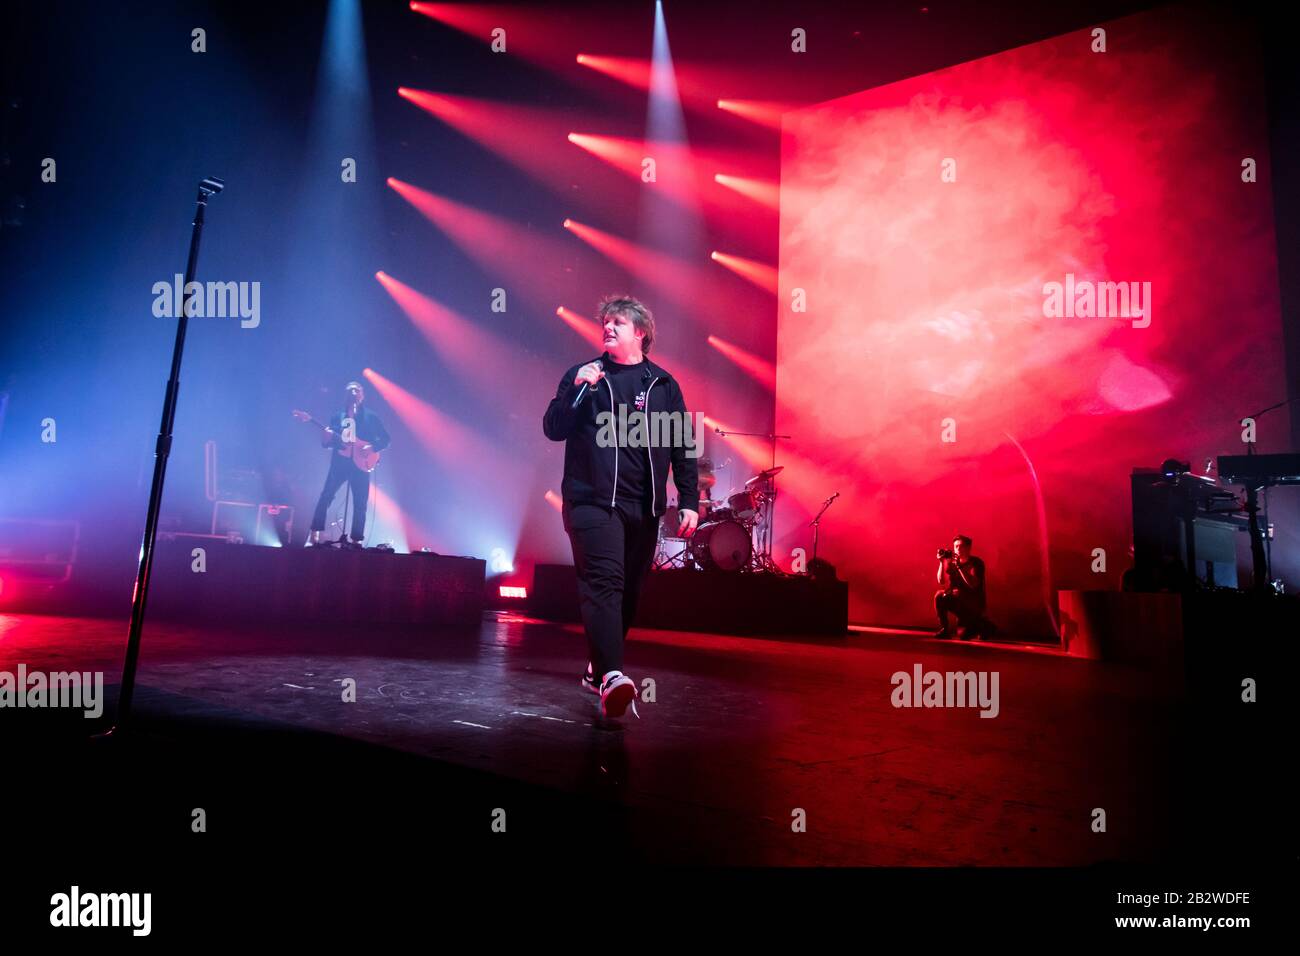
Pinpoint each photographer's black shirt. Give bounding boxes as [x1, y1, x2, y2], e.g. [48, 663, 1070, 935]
[945, 556, 986, 607]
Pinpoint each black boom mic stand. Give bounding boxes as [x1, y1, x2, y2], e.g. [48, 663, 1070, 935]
[106, 176, 225, 737]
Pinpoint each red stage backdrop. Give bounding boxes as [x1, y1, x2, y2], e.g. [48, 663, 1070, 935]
[774, 6, 1288, 631]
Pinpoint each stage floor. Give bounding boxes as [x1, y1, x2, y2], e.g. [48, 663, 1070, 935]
[4, 609, 1250, 868]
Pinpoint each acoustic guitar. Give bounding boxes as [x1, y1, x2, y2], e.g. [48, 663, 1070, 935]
[292, 409, 381, 472]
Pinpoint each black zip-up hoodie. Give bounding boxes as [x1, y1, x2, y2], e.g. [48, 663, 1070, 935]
[543, 354, 700, 517]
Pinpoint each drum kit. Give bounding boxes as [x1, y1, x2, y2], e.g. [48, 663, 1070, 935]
[655, 457, 785, 573]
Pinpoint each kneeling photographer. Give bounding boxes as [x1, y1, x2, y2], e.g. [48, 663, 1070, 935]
[934, 534, 988, 640]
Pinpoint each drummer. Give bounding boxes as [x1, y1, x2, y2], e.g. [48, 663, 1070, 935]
[696, 458, 718, 519]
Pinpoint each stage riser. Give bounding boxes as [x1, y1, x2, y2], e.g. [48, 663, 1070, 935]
[149, 541, 485, 627]
[531, 564, 848, 636]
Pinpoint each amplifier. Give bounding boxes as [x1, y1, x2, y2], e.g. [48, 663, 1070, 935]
[210, 502, 293, 546]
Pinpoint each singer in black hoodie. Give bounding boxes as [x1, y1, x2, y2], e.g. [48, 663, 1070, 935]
[543, 295, 700, 717]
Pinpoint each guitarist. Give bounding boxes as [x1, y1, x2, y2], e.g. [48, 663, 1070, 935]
[308, 380, 390, 547]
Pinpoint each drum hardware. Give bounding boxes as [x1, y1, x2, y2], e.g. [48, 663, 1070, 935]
[744, 465, 784, 488]
[652, 467, 789, 574]
[740, 465, 785, 574]
[652, 428, 794, 574]
[653, 533, 691, 569]
[654, 505, 692, 569]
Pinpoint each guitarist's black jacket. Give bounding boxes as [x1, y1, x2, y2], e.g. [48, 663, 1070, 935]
[543, 353, 700, 518]
[327, 406, 390, 454]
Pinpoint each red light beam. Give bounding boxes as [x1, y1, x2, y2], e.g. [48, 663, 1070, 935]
[387, 177, 571, 304]
[716, 99, 798, 130]
[363, 368, 502, 470]
[710, 250, 777, 294]
[707, 335, 775, 391]
[397, 88, 576, 191]
[714, 173, 779, 211]
[409, 4, 579, 67]
[575, 54, 651, 90]
[564, 218, 705, 309]
[701, 414, 774, 474]
[556, 306, 604, 348]
[376, 270, 502, 371]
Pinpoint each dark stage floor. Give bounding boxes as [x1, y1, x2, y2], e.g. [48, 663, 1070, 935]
[6, 608, 1277, 873]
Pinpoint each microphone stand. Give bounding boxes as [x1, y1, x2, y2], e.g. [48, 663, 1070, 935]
[809, 492, 839, 569]
[1238, 395, 1300, 458]
[1233, 395, 1299, 591]
[106, 177, 224, 737]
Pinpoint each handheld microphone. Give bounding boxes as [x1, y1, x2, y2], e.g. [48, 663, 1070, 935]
[570, 359, 604, 410]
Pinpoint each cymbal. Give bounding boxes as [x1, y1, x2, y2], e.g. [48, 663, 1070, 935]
[744, 465, 784, 487]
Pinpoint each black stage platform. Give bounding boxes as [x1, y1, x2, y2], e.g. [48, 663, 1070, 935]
[147, 539, 485, 627]
[530, 564, 849, 635]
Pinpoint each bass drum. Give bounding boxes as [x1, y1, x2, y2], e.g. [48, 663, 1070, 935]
[689, 519, 752, 572]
